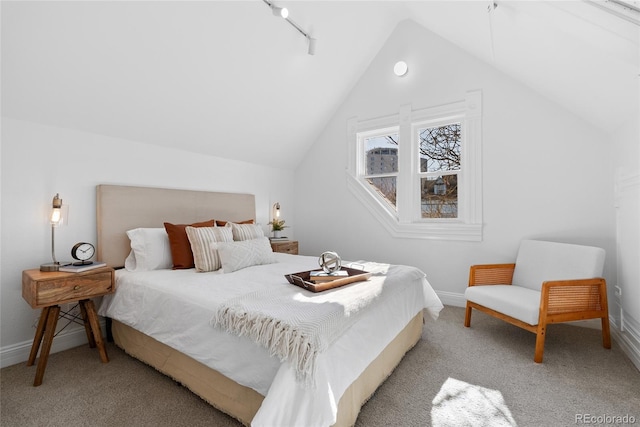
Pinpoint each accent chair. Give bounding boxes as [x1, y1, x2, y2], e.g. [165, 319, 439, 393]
[464, 239, 611, 362]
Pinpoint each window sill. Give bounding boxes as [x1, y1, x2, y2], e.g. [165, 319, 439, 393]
[346, 172, 482, 241]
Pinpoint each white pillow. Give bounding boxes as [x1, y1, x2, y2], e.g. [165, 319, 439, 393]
[124, 250, 137, 271]
[228, 222, 264, 241]
[125, 228, 172, 271]
[215, 237, 276, 273]
[185, 226, 233, 272]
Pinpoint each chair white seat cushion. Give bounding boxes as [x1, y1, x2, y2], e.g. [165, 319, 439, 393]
[465, 285, 540, 326]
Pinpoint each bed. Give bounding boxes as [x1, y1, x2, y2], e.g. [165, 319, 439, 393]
[96, 184, 443, 427]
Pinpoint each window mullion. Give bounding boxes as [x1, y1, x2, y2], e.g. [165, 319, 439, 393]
[462, 90, 482, 225]
[397, 104, 413, 224]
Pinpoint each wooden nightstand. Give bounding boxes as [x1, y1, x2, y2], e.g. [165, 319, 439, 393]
[270, 240, 298, 255]
[22, 266, 114, 386]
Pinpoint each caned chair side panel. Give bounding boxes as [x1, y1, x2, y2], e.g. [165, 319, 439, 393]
[469, 264, 515, 286]
[544, 279, 607, 315]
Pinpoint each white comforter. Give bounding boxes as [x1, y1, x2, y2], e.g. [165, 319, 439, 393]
[99, 253, 443, 427]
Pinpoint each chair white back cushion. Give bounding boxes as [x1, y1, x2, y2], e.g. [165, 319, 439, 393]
[512, 240, 605, 292]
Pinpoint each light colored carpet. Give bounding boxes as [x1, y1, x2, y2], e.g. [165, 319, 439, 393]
[2, 306, 638, 426]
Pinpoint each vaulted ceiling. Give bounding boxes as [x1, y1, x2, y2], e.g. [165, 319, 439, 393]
[2, 1, 638, 169]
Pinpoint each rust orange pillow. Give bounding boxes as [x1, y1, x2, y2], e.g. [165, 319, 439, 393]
[164, 220, 215, 269]
[215, 219, 254, 226]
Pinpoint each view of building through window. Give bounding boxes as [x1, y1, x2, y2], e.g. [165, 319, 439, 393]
[362, 124, 461, 218]
[364, 133, 399, 209]
[418, 123, 461, 218]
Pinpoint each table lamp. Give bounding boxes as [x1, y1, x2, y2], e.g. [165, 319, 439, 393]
[40, 193, 71, 272]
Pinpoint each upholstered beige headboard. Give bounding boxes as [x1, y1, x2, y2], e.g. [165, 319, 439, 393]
[96, 184, 256, 268]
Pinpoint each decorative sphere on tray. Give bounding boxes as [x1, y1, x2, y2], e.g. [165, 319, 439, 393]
[319, 251, 341, 274]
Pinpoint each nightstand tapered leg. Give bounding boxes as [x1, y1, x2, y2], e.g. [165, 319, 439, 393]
[83, 300, 109, 363]
[27, 306, 51, 366]
[79, 301, 96, 348]
[33, 305, 60, 386]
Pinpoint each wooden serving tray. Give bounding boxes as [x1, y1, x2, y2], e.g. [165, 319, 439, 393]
[285, 267, 371, 293]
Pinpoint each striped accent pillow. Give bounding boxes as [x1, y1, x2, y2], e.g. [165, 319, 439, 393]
[229, 223, 264, 241]
[185, 226, 233, 272]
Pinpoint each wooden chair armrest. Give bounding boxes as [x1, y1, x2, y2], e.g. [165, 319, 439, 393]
[540, 278, 608, 315]
[468, 263, 516, 286]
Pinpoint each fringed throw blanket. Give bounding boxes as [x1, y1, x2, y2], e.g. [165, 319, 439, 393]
[211, 262, 425, 386]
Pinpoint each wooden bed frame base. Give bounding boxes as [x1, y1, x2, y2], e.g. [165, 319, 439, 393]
[112, 311, 424, 426]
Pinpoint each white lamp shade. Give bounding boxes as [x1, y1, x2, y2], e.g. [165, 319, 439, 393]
[49, 193, 67, 226]
[50, 208, 62, 224]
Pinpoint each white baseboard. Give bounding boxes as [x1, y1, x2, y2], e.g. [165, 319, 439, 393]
[611, 327, 640, 372]
[611, 312, 640, 372]
[436, 291, 466, 307]
[0, 320, 107, 369]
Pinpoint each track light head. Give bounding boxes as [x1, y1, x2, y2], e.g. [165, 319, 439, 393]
[263, 0, 315, 55]
[307, 37, 317, 55]
[272, 6, 288, 18]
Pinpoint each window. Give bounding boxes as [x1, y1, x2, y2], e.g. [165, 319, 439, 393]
[346, 91, 482, 241]
[418, 122, 461, 218]
[363, 131, 399, 210]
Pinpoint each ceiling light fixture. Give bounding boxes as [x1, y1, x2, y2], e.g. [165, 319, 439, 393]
[262, 0, 317, 55]
[394, 61, 408, 77]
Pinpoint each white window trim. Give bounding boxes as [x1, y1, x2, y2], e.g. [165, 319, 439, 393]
[346, 90, 483, 241]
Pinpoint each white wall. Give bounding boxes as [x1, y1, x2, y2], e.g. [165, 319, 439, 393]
[293, 20, 616, 305]
[0, 118, 295, 366]
[612, 113, 640, 370]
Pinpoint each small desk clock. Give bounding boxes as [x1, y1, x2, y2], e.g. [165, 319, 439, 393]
[71, 242, 95, 266]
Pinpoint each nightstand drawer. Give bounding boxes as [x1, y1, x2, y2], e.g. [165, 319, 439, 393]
[22, 267, 114, 308]
[37, 272, 112, 306]
[271, 241, 298, 255]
